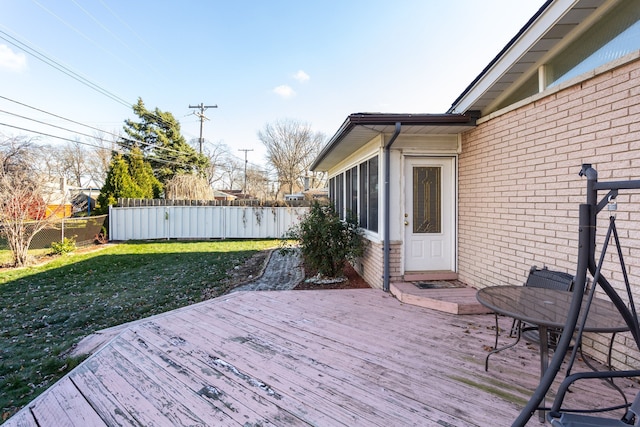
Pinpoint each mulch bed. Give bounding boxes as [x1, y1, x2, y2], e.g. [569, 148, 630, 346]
[294, 262, 371, 290]
[223, 249, 371, 291]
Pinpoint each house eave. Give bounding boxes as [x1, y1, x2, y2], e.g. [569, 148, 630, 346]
[448, 0, 612, 115]
[311, 113, 476, 172]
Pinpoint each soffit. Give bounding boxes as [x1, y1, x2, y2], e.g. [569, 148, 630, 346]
[312, 115, 475, 172]
[449, 0, 609, 115]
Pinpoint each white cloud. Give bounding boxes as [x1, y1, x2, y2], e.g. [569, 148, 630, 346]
[273, 84, 296, 99]
[0, 44, 27, 72]
[293, 70, 310, 83]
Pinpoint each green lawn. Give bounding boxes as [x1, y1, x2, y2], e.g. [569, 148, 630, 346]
[0, 239, 278, 423]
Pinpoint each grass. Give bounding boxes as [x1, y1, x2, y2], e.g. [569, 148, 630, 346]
[0, 239, 278, 423]
[0, 248, 49, 267]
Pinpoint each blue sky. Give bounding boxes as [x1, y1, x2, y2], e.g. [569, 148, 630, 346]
[0, 1, 544, 166]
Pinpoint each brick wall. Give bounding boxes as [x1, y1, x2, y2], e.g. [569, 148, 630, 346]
[458, 57, 640, 368]
[354, 240, 402, 290]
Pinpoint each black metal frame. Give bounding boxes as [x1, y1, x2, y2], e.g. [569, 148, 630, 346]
[513, 165, 640, 427]
[484, 266, 574, 372]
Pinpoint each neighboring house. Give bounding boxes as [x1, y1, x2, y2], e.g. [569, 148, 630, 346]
[220, 189, 255, 200]
[70, 188, 100, 215]
[285, 189, 328, 201]
[311, 0, 640, 367]
[43, 179, 73, 219]
[213, 190, 237, 201]
[285, 193, 305, 201]
[304, 188, 329, 200]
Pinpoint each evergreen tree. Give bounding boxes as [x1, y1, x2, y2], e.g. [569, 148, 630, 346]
[122, 98, 209, 184]
[128, 146, 163, 198]
[96, 154, 143, 212]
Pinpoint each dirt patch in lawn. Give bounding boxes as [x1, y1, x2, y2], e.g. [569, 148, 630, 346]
[219, 250, 272, 291]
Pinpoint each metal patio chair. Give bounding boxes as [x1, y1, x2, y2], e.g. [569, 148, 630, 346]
[485, 266, 574, 371]
[516, 266, 575, 347]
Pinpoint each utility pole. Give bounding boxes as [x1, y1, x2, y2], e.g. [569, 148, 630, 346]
[188, 103, 217, 154]
[238, 148, 253, 195]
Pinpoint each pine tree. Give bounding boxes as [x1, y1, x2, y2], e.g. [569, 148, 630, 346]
[128, 146, 163, 198]
[122, 98, 209, 184]
[96, 154, 143, 212]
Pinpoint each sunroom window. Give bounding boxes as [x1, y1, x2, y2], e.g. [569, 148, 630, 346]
[328, 155, 378, 233]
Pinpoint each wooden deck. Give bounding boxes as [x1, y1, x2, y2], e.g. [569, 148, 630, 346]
[5, 289, 638, 426]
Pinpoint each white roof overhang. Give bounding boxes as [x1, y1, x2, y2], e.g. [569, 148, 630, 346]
[448, 0, 612, 115]
[311, 113, 476, 171]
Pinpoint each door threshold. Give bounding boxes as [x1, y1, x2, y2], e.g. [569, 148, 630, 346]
[403, 271, 458, 282]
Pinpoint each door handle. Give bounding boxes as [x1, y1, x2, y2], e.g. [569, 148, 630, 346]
[404, 220, 409, 226]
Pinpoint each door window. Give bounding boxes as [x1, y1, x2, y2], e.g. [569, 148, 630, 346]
[413, 166, 441, 234]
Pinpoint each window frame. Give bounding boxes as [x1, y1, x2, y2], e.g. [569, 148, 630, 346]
[327, 154, 379, 233]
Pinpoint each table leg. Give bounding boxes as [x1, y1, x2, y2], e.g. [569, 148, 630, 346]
[538, 325, 549, 423]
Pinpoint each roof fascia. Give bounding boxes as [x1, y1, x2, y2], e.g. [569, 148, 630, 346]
[310, 113, 475, 171]
[447, 0, 581, 114]
[346, 113, 476, 125]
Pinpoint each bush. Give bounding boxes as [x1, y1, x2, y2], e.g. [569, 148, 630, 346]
[50, 237, 76, 255]
[282, 202, 364, 277]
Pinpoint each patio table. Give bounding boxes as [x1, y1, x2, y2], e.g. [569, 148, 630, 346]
[476, 285, 629, 422]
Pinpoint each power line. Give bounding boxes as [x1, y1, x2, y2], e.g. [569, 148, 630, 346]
[0, 95, 195, 157]
[0, 121, 195, 169]
[0, 28, 131, 108]
[0, 95, 270, 176]
[0, 24, 214, 154]
[97, 0, 161, 60]
[188, 103, 217, 154]
[0, 121, 116, 150]
[0, 109, 101, 142]
[32, 0, 143, 78]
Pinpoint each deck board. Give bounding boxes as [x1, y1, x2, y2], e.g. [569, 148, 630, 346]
[170, 309, 458, 425]
[157, 312, 407, 425]
[5, 289, 639, 426]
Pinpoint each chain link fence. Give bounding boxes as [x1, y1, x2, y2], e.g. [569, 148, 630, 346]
[0, 215, 107, 251]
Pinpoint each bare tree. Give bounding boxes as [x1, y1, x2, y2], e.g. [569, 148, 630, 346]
[29, 131, 115, 191]
[0, 135, 64, 266]
[258, 119, 326, 197]
[202, 140, 232, 188]
[1, 135, 37, 175]
[244, 166, 271, 200]
[219, 155, 245, 193]
[41, 139, 87, 187]
[86, 131, 117, 188]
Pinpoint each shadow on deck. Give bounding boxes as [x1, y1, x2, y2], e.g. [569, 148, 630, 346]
[5, 289, 637, 426]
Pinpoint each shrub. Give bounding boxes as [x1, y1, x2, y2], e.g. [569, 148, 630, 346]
[50, 237, 77, 255]
[282, 202, 364, 277]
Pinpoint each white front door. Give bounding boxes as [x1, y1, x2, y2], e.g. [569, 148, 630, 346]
[404, 157, 455, 272]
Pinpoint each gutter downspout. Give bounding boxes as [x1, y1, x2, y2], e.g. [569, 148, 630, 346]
[383, 122, 402, 292]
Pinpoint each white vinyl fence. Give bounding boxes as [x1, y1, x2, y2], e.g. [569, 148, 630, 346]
[109, 205, 309, 241]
